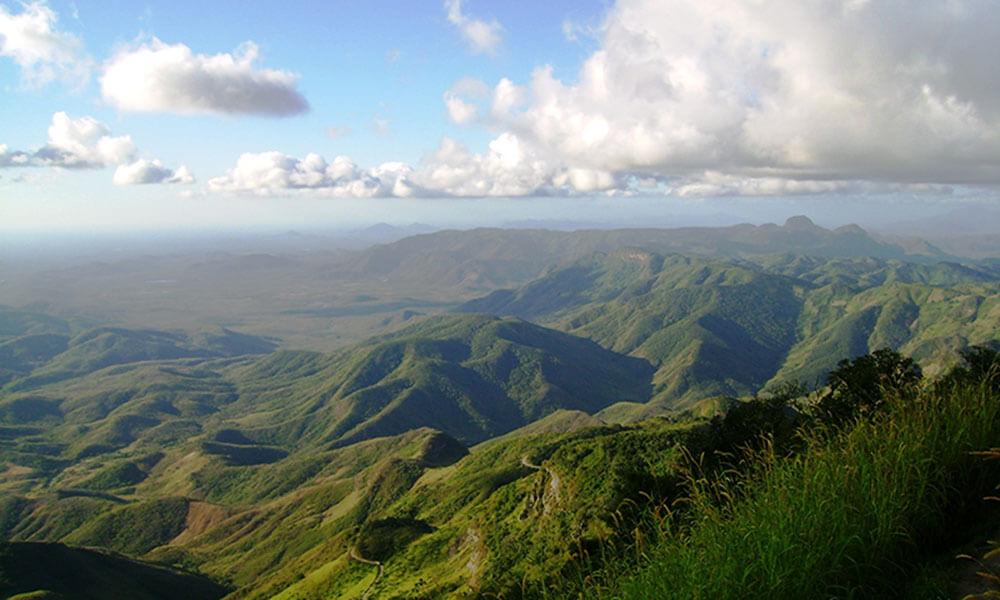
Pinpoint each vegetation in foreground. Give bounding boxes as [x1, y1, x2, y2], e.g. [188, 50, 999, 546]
[575, 347, 1000, 599]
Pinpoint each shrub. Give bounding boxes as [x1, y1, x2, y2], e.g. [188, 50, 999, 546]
[814, 348, 922, 426]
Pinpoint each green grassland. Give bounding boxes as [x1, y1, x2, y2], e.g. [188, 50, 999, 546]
[591, 373, 1000, 599]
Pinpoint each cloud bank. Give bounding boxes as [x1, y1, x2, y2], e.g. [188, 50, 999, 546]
[208, 137, 619, 198]
[101, 39, 308, 116]
[208, 152, 416, 197]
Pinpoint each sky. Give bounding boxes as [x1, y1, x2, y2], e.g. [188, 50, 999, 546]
[1, 0, 999, 233]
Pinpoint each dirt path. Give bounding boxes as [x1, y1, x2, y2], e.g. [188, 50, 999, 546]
[521, 456, 560, 501]
[520, 456, 542, 470]
[348, 548, 384, 599]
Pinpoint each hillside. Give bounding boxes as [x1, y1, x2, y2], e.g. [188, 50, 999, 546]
[223, 314, 653, 448]
[461, 251, 1000, 408]
[1, 324, 276, 391]
[0, 414, 693, 599]
[0, 542, 228, 600]
[0, 315, 996, 599]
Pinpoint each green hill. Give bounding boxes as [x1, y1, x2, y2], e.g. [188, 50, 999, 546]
[0, 308, 71, 342]
[226, 314, 653, 447]
[0, 314, 649, 505]
[461, 251, 1000, 409]
[4, 326, 276, 391]
[0, 542, 228, 600]
[1, 337, 998, 598]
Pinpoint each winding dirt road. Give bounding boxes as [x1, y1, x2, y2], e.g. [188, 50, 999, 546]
[349, 548, 384, 599]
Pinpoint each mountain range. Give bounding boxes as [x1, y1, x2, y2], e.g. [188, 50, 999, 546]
[2, 221, 1000, 598]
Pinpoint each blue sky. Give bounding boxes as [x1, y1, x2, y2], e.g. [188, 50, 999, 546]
[1, 1, 601, 169]
[2, 0, 999, 232]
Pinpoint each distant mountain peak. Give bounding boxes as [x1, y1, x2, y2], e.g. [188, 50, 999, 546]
[834, 223, 867, 235]
[783, 215, 822, 230]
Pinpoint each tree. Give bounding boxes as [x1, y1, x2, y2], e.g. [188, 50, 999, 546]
[937, 344, 1000, 393]
[815, 348, 922, 426]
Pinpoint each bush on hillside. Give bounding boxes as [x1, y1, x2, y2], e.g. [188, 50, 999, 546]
[937, 344, 1000, 393]
[814, 348, 922, 426]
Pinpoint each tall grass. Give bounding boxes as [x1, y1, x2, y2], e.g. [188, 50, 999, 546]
[594, 381, 1000, 599]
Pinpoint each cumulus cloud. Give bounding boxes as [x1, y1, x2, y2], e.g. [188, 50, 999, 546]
[444, 94, 477, 124]
[209, 0, 1000, 199]
[490, 78, 523, 119]
[415, 134, 552, 196]
[100, 39, 308, 116]
[412, 135, 618, 196]
[30, 112, 136, 168]
[1, 113, 190, 185]
[207, 152, 418, 197]
[208, 136, 621, 198]
[444, 0, 502, 55]
[0, 144, 32, 167]
[483, 0, 1000, 190]
[0, 1, 89, 86]
[113, 159, 194, 185]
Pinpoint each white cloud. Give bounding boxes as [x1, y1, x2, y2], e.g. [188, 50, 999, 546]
[207, 152, 418, 198]
[444, 94, 477, 124]
[0, 144, 31, 167]
[0, 1, 89, 86]
[490, 78, 523, 118]
[1, 113, 190, 186]
[100, 39, 308, 116]
[484, 0, 1000, 188]
[208, 136, 622, 198]
[416, 135, 621, 196]
[113, 159, 194, 185]
[415, 134, 550, 196]
[209, 0, 1000, 199]
[34, 112, 136, 168]
[443, 77, 488, 124]
[444, 0, 502, 55]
